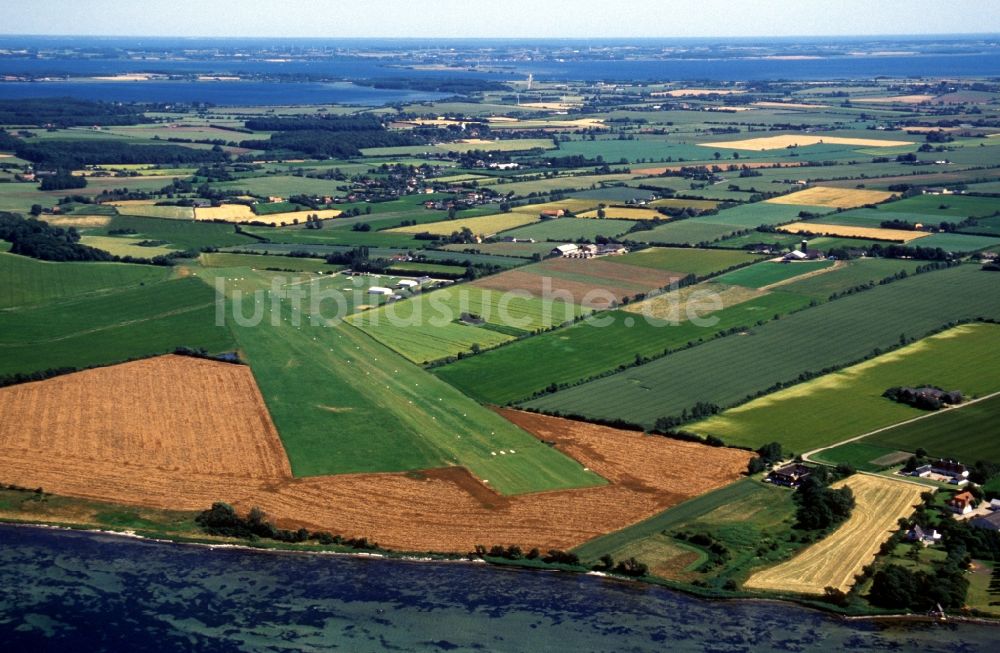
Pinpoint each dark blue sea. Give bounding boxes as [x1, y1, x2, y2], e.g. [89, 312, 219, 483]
[1, 36, 999, 104]
[0, 525, 996, 652]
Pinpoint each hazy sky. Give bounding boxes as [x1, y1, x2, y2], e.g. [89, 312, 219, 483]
[2, 0, 998, 38]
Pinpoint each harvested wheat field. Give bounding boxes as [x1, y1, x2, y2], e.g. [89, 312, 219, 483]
[194, 203, 256, 221]
[0, 355, 291, 482]
[744, 474, 924, 595]
[778, 221, 930, 242]
[578, 207, 664, 220]
[701, 135, 914, 150]
[0, 365, 750, 551]
[242, 410, 752, 551]
[767, 186, 896, 209]
[623, 283, 765, 322]
[40, 215, 113, 229]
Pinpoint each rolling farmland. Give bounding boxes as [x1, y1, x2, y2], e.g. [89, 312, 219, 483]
[688, 323, 1000, 453]
[523, 265, 1000, 428]
[216, 270, 601, 494]
[0, 277, 236, 376]
[744, 474, 924, 595]
[862, 392, 1000, 463]
[434, 291, 812, 405]
[0, 251, 171, 309]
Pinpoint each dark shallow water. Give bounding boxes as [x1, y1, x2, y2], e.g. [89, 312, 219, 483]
[0, 80, 447, 106]
[0, 525, 997, 652]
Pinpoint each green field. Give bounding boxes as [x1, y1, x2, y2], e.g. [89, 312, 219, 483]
[911, 232, 1000, 252]
[691, 323, 1000, 454]
[434, 292, 812, 405]
[881, 194, 1000, 219]
[577, 478, 802, 587]
[811, 441, 908, 472]
[210, 174, 344, 197]
[0, 277, 235, 376]
[633, 220, 747, 246]
[695, 203, 821, 228]
[386, 262, 467, 276]
[714, 260, 834, 288]
[862, 392, 1000, 464]
[79, 235, 177, 258]
[212, 269, 604, 494]
[113, 204, 196, 220]
[523, 265, 1000, 428]
[0, 251, 171, 309]
[617, 247, 762, 277]
[200, 252, 340, 273]
[98, 215, 257, 250]
[498, 218, 639, 241]
[348, 286, 587, 364]
[776, 257, 924, 300]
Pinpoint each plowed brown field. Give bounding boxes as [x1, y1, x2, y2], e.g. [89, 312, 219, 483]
[471, 258, 683, 309]
[0, 360, 751, 552]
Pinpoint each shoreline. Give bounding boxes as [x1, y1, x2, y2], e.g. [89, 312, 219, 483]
[4, 518, 998, 628]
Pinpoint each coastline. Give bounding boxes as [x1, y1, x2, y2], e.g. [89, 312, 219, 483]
[4, 517, 997, 628]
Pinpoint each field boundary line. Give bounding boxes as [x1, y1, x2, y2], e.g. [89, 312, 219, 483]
[803, 389, 1000, 464]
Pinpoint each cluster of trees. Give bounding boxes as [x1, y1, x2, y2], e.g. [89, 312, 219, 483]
[472, 545, 587, 567]
[883, 386, 962, 411]
[793, 470, 855, 531]
[39, 171, 88, 191]
[0, 98, 149, 127]
[869, 558, 968, 611]
[15, 140, 229, 169]
[747, 442, 784, 474]
[653, 402, 721, 432]
[591, 553, 649, 577]
[0, 211, 112, 262]
[239, 115, 442, 159]
[675, 532, 730, 571]
[195, 502, 377, 549]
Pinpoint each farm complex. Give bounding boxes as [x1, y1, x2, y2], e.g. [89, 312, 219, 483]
[2, 45, 1000, 621]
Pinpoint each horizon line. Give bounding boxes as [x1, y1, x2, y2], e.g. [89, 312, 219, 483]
[1, 32, 999, 40]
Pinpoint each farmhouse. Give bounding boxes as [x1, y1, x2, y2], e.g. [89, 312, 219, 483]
[948, 491, 976, 515]
[551, 244, 579, 257]
[766, 463, 812, 488]
[396, 279, 419, 289]
[972, 511, 1000, 532]
[906, 525, 942, 546]
[368, 286, 394, 296]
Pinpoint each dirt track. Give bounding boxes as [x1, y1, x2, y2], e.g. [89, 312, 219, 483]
[0, 358, 752, 552]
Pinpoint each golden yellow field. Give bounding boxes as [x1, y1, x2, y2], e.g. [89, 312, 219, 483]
[766, 186, 896, 209]
[578, 207, 664, 220]
[79, 236, 177, 258]
[511, 199, 598, 215]
[623, 283, 765, 322]
[194, 204, 256, 221]
[250, 209, 342, 227]
[41, 215, 112, 229]
[388, 212, 540, 237]
[194, 205, 341, 226]
[700, 135, 914, 150]
[778, 222, 930, 243]
[744, 474, 925, 595]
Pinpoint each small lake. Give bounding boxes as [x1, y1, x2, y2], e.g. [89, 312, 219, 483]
[0, 525, 995, 652]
